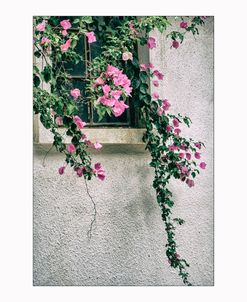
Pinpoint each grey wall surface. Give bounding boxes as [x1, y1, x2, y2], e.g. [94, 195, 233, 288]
[33, 17, 214, 286]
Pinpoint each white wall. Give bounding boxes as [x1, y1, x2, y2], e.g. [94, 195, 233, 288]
[33, 17, 214, 286]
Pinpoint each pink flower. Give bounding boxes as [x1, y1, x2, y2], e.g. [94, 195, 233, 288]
[85, 32, 96, 43]
[180, 144, 188, 151]
[98, 96, 116, 107]
[41, 37, 51, 44]
[102, 84, 111, 96]
[81, 133, 87, 141]
[181, 166, 189, 175]
[179, 153, 184, 159]
[140, 64, 147, 71]
[70, 88, 80, 99]
[67, 144, 76, 154]
[169, 145, 178, 152]
[166, 125, 173, 132]
[195, 142, 202, 149]
[94, 162, 106, 181]
[175, 253, 180, 258]
[60, 39, 71, 52]
[36, 21, 45, 32]
[123, 85, 132, 96]
[55, 116, 63, 126]
[147, 37, 156, 49]
[76, 167, 84, 177]
[186, 153, 191, 160]
[172, 118, 179, 127]
[129, 21, 135, 30]
[58, 166, 65, 175]
[93, 142, 102, 150]
[97, 170, 106, 181]
[85, 140, 93, 147]
[94, 77, 104, 86]
[186, 178, 194, 188]
[194, 152, 201, 159]
[106, 64, 120, 77]
[152, 80, 159, 87]
[199, 162, 207, 169]
[157, 106, 164, 116]
[60, 19, 71, 30]
[61, 30, 68, 36]
[174, 128, 181, 136]
[153, 70, 164, 80]
[148, 63, 154, 69]
[152, 92, 159, 99]
[73, 115, 86, 129]
[111, 90, 122, 100]
[172, 40, 180, 49]
[180, 21, 188, 29]
[162, 99, 171, 111]
[94, 162, 102, 170]
[112, 101, 129, 117]
[122, 51, 133, 61]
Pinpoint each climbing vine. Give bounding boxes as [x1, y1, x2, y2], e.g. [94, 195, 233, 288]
[33, 16, 207, 285]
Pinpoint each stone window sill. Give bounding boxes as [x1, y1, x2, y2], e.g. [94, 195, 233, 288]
[34, 117, 146, 145]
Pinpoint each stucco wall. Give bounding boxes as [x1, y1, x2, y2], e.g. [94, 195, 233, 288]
[33, 17, 214, 286]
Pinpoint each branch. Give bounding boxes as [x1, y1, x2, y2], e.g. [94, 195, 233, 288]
[84, 177, 97, 239]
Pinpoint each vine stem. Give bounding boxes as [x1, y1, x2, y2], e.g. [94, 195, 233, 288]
[84, 177, 97, 239]
[42, 144, 54, 167]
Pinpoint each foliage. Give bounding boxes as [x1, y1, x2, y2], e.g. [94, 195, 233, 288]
[33, 16, 207, 285]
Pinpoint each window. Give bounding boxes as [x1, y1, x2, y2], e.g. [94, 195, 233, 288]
[52, 16, 148, 128]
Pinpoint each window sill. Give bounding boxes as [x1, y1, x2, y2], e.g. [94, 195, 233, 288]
[34, 117, 146, 145]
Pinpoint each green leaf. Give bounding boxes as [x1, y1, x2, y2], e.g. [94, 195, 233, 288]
[105, 107, 112, 116]
[41, 65, 52, 83]
[139, 71, 147, 83]
[83, 16, 93, 24]
[34, 50, 41, 58]
[139, 83, 148, 94]
[66, 103, 76, 116]
[33, 74, 40, 87]
[73, 19, 80, 24]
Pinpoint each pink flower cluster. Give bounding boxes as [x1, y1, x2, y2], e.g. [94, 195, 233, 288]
[73, 115, 86, 129]
[36, 21, 46, 32]
[167, 140, 207, 188]
[81, 133, 102, 151]
[157, 99, 171, 116]
[73, 163, 105, 180]
[60, 19, 71, 36]
[94, 65, 132, 117]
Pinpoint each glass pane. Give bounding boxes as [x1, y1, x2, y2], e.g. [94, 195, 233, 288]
[64, 36, 86, 76]
[71, 79, 89, 122]
[90, 39, 103, 60]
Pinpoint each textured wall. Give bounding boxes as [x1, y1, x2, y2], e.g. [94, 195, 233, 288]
[33, 17, 214, 286]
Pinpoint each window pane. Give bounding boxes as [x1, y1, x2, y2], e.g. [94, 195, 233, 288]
[64, 36, 86, 76]
[71, 79, 89, 122]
